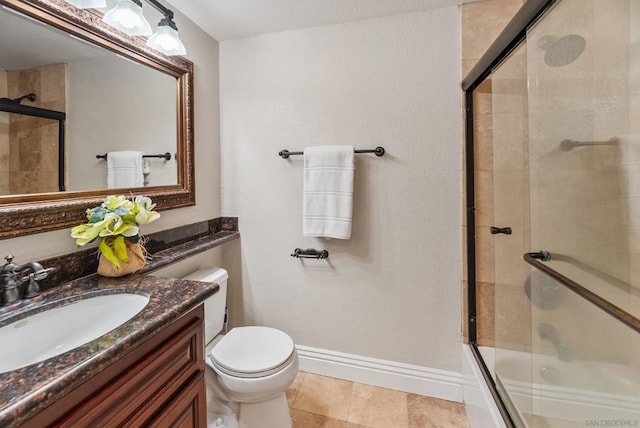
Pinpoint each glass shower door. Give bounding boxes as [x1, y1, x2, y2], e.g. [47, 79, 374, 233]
[525, 0, 640, 426]
[491, 41, 533, 426]
[469, 0, 640, 425]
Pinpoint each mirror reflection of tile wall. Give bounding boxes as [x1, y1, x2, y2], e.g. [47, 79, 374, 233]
[0, 71, 8, 193]
[1, 63, 65, 195]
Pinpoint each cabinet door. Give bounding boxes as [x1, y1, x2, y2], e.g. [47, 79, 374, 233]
[59, 319, 202, 427]
[27, 306, 206, 428]
[147, 372, 207, 428]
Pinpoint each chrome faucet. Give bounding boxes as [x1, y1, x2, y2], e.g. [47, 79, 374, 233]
[1, 255, 55, 306]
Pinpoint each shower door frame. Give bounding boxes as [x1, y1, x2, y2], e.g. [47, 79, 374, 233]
[0, 100, 66, 192]
[462, 0, 557, 426]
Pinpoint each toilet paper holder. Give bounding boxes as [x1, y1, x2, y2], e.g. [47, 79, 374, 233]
[291, 248, 329, 259]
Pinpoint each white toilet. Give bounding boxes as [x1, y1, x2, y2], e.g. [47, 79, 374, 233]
[182, 267, 298, 428]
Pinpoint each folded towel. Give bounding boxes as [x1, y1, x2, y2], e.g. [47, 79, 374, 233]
[107, 151, 144, 189]
[303, 145, 355, 239]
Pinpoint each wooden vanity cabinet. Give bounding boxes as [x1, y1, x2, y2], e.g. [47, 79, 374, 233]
[25, 305, 207, 428]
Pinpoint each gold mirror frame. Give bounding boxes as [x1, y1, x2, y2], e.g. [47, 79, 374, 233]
[0, 0, 194, 239]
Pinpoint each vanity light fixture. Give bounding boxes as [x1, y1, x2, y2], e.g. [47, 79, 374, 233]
[145, 12, 186, 55]
[102, 0, 152, 36]
[65, 0, 186, 56]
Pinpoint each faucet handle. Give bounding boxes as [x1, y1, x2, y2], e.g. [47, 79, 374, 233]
[33, 267, 56, 280]
[20, 267, 56, 282]
[1, 255, 17, 275]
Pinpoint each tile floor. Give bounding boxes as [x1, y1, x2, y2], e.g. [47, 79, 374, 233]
[286, 372, 471, 428]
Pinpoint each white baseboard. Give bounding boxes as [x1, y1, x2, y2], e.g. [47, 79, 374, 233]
[295, 345, 463, 403]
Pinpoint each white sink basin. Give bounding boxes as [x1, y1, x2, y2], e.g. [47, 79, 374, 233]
[0, 293, 149, 374]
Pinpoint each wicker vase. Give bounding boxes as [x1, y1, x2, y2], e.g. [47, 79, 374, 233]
[97, 239, 146, 277]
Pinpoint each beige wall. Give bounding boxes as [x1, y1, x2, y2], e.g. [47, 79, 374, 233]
[220, 8, 462, 371]
[66, 56, 177, 190]
[0, 8, 222, 268]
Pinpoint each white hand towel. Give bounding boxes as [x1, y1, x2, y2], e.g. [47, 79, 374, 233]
[303, 145, 355, 239]
[107, 151, 144, 189]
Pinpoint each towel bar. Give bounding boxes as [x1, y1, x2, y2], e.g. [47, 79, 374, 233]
[97, 152, 172, 160]
[279, 146, 385, 159]
[559, 138, 617, 151]
[291, 248, 329, 259]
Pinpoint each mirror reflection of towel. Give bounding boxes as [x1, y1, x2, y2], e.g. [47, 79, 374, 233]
[107, 151, 144, 189]
[303, 145, 355, 239]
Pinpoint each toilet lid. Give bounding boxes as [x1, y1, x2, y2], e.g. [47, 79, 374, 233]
[210, 326, 295, 376]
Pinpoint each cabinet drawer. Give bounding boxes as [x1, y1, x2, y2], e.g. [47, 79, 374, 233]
[146, 372, 206, 428]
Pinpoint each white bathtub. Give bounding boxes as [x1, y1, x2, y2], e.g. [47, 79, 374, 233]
[492, 348, 640, 426]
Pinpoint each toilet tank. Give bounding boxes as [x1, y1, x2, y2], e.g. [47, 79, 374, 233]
[182, 267, 228, 345]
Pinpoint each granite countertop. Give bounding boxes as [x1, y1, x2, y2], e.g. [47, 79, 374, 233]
[142, 230, 239, 274]
[0, 273, 219, 427]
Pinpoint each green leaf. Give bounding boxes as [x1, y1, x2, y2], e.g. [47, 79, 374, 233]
[125, 235, 140, 244]
[99, 239, 120, 267]
[113, 236, 130, 263]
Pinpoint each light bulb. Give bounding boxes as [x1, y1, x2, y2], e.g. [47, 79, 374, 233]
[103, 0, 152, 36]
[114, 10, 138, 29]
[147, 24, 186, 56]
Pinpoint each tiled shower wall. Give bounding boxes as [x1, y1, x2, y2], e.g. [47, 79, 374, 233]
[460, 0, 524, 345]
[5, 63, 66, 195]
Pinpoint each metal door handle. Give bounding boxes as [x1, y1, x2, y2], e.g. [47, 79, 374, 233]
[490, 226, 512, 235]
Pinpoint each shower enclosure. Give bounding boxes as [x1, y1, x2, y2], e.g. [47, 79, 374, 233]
[0, 94, 66, 194]
[463, 0, 640, 426]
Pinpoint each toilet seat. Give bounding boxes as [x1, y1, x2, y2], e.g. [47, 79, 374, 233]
[210, 326, 295, 379]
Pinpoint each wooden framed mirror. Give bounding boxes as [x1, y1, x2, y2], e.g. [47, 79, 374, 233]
[0, 0, 194, 239]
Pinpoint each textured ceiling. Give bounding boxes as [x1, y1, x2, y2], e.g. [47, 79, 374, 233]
[1, 0, 474, 69]
[165, 0, 472, 42]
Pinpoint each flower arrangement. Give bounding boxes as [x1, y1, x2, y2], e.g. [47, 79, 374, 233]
[71, 195, 160, 274]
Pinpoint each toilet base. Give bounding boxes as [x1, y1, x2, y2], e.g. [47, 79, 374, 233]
[207, 413, 239, 428]
[238, 393, 291, 428]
